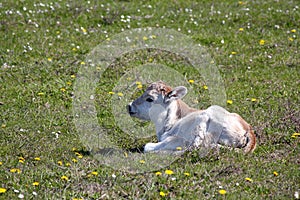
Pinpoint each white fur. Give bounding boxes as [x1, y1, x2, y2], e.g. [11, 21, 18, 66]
[127, 81, 256, 153]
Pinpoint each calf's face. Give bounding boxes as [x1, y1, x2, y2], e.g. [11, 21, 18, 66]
[127, 81, 187, 121]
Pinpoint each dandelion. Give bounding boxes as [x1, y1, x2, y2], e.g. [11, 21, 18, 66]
[117, 92, 124, 97]
[66, 81, 72, 86]
[137, 84, 143, 89]
[203, 85, 208, 90]
[245, 177, 253, 182]
[159, 191, 167, 197]
[143, 36, 148, 41]
[91, 171, 98, 176]
[61, 175, 69, 181]
[151, 35, 157, 39]
[34, 157, 41, 161]
[188, 79, 195, 84]
[239, 28, 244, 31]
[231, 51, 237, 55]
[251, 98, 257, 102]
[155, 171, 162, 176]
[37, 92, 45, 96]
[227, 100, 233, 105]
[0, 188, 7, 194]
[289, 38, 294, 41]
[60, 88, 66, 92]
[57, 161, 63, 166]
[184, 172, 190, 176]
[19, 157, 25, 163]
[71, 75, 76, 78]
[165, 169, 174, 175]
[47, 58, 52, 62]
[273, 171, 278, 176]
[139, 160, 145, 164]
[291, 29, 296, 33]
[176, 146, 182, 151]
[0, 161, 2, 165]
[72, 158, 78, 163]
[108, 91, 115, 95]
[291, 133, 300, 138]
[32, 182, 39, 186]
[80, 61, 85, 65]
[259, 39, 265, 45]
[1, 124, 6, 128]
[219, 189, 227, 195]
[10, 168, 21, 173]
[65, 162, 71, 167]
[148, 58, 153, 62]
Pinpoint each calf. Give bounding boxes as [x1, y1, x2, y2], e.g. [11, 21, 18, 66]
[127, 81, 256, 153]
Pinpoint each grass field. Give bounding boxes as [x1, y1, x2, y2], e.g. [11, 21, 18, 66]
[0, 0, 299, 199]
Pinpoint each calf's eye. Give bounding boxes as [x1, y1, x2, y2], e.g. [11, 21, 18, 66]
[146, 98, 154, 102]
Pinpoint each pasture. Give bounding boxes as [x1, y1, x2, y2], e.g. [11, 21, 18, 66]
[0, 0, 299, 199]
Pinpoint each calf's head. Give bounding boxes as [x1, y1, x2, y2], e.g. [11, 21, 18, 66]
[127, 81, 188, 121]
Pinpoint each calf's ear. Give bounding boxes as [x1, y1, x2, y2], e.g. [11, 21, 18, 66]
[164, 86, 187, 103]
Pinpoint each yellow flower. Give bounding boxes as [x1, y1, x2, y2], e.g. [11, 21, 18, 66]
[155, 171, 162, 176]
[117, 92, 124, 97]
[0, 161, 2, 165]
[251, 98, 257, 102]
[0, 188, 7, 194]
[231, 51, 237, 55]
[227, 100, 233, 105]
[75, 152, 83, 159]
[137, 84, 143, 89]
[291, 133, 300, 138]
[176, 146, 182, 151]
[37, 92, 45, 96]
[159, 191, 167, 197]
[203, 85, 208, 90]
[148, 58, 153, 62]
[80, 61, 85, 65]
[60, 88, 66, 92]
[10, 168, 21, 173]
[19, 157, 25, 163]
[188, 79, 195, 84]
[61, 175, 69, 181]
[91, 171, 98, 176]
[72, 158, 78, 163]
[139, 160, 145, 164]
[136, 81, 142, 85]
[289, 37, 294, 41]
[219, 189, 227, 195]
[239, 28, 244, 31]
[291, 29, 296, 33]
[245, 177, 253, 182]
[47, 58, 52, 62]
[34, 157, 41, 161]
[273, 171, 278, 176]
[65, 162, 71, 167]
[66, 81, 72, 86]
[184, 172, 190, 176]
[57, 161, 63, 166]
[32, 182, 39, 186]
[108, 91, 115, 95]
[143, 36, 148, 41]
[71, 75, 76, 78]
[151, 35, 157, 39]
[1, 124, 6, 128]
[165, 169, 174, 175]
[259, 39, 265, 45]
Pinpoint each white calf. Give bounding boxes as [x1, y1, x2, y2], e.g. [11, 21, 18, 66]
[127, 81, 256, 153]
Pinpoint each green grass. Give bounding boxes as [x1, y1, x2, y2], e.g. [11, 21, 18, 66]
[0, 0, 299, 199]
